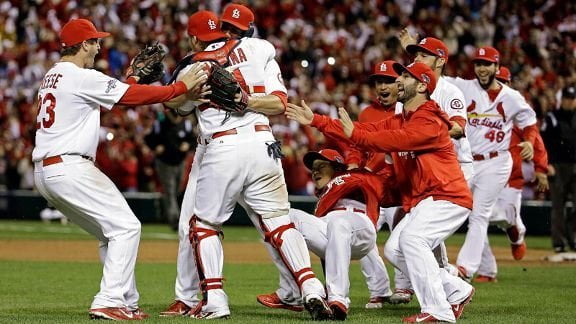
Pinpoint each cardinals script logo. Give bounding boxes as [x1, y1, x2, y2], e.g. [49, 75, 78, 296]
[232, 9, 240, 18]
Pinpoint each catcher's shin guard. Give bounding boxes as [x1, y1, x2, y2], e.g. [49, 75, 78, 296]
[189, 216, 227, 313]
[258, 215, 324, 296]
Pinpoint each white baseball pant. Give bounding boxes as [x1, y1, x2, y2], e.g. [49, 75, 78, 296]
[384, 197, 473, 322]
[34, 155, 142, 310]
[172, 143, 206, 307]
[288, 206, 380, 308]
[457, 152, 512, 277]
[477, 186, 525, 278]
[191, 127, 325, 313]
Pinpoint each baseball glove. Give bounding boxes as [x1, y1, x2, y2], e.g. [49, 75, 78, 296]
[127, 42, 166, 84]
[207, 65, 248, 114]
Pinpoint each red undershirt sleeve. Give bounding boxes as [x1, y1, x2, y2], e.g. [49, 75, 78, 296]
[117, 81, 187, 106]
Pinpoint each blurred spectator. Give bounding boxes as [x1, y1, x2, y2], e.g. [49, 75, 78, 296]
[144, 110, 196, 230]
[0, 0, 575, 201]
[541, 85, 576, 252]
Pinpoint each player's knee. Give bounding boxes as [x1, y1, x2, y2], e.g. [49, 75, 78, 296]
[398, 230, 427, 251]
[384, 239, 400, 265]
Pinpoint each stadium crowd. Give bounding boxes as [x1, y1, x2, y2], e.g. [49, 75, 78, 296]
[1, 0, 575, 196]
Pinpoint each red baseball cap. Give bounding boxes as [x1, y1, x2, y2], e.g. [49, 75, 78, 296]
[369, 60, 399, 80]
[406, 37, 449, 62]
[393, 62, 437, 94]
[473, 46, 500, 64]
[496, 66, 511, 82]
[303, 149, 345, 170]
[59, 19, 110, 47]
[187, 11, 227, 42]
[221, 4, 254, 31]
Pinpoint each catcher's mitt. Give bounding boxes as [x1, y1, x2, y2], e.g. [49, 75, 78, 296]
[127, 42, 166, 84]
[207, 65, 248, 114]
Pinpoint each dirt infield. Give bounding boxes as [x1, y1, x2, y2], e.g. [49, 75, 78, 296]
[0, 239, 560, 265]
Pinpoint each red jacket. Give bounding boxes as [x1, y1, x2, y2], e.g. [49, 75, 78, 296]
[315, 169, 393, 226]
[508, 126, 548, 189]
[311, 100, 473, 212]
[346, 101, 397, 169]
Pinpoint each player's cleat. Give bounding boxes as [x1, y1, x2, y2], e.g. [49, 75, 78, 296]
[389, 289, 414, 304]
[189, 309, 231, 320]
[473, 275, 497, 283]
[365, 295, 392, 309]
[303, 293, 332, 321]
[328, 301, 348, 321]
[256, 292, 304, 312]
[511, 241, 526, 260]
[402, 312, 445, 323]
[89, 307, 142, 320]
[451, 287, 475, 319]
[131, 308, 149, 319]
[159, 300, 192, 317]
[456, 265, 472, 283]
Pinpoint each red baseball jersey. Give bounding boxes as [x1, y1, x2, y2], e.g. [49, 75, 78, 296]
[508, 126, 548, 189]
[315, 169, 395, 226]
[311, 100, 473, 212]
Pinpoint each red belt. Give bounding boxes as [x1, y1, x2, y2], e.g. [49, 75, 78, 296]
[473, 151, 499, 161]
[212, 124, 271, 139]
[198, 125, 271, 145]
[332, 207, 365, 214]
[42, 155, 93, 167]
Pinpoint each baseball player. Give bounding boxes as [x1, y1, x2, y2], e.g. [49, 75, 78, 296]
[390, 33, 474, 304]
[168, 11, 329, 320]
[220, 3, 255, 39]
[286, 62, 475, 323]
[265, 148, 396, 320]
[475, 67, 549, 282]
[32, 18, 208, 321]
[262, 61, 399, 310]
[445, 47, 539, 281]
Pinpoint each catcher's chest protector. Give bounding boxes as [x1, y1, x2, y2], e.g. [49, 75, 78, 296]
[192, 39, 242, 68]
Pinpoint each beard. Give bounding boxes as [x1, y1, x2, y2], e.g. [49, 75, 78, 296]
[398, 85, 417, 103]
[477, 73, 496, 89]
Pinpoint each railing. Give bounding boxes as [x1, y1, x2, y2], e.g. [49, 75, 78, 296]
[0, 190, 571, 235]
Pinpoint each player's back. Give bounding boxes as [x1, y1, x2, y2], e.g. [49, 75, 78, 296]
[194, 38, 287, 137]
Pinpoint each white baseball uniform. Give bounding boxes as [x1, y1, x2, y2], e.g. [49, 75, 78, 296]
[446, 77, 537, 277]
[33, 62, 141, 310]
[182, 38, 325, 315]
[384, 198, 474, 322]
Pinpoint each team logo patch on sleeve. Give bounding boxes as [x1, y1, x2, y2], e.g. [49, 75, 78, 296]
[105, 79, 118, 94]
[450, 99, 464, 110]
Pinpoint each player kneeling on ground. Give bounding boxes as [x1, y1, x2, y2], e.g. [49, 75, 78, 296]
[260, 149, 395, 320]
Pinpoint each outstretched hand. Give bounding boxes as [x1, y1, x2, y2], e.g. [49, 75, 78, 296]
[286, 100, 314, 125]
[338, 107, 354, 138]
[397, 27, 418, 50]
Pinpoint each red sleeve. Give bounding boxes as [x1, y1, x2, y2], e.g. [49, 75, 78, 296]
[117, 81, 187, 106]
[533, 132, 549, 173]
[270, 91, 287, 111]
[450, 116, 466, 136]
[350, 114, 444, 152]
[520, 124, 538, 145]
[310, 113, 394, 143]
[125, 77, 138, 85]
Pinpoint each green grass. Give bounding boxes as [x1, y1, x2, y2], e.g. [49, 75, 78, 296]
[0, 221, 575, 323]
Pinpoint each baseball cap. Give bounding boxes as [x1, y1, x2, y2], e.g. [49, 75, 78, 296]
[59, 19, 110, 47]
[562, 85, 576, 99]
[303, 149, 345, 170]
[393, 62, 437, 94]
[406, 37, 449, 61]
[473, 46, 500, 64]
[496, 66, 511, 83]
[187, 11, 227, 42]
[369, 60, 399, 81]
[221, 4, 254, 31]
